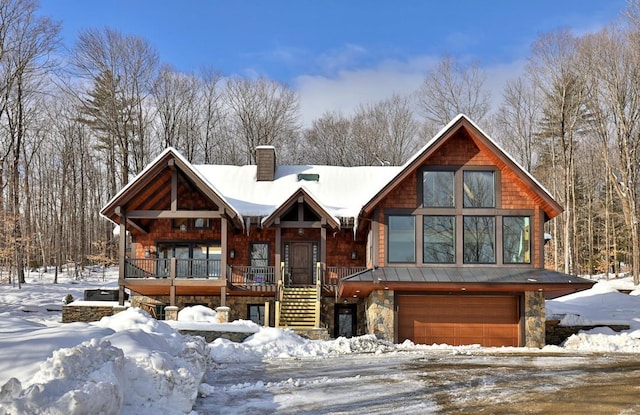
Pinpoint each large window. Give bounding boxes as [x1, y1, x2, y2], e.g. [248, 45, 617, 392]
[423, 171, 454, 207]
[503, 216, 531, 264]
[423, 216, 455, 263]
[463, 171, 495, 207]
[388, 216, 415, 263]
[463, 216, 495, 263]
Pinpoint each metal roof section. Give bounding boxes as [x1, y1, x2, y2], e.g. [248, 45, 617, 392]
[343, 267, 593, 285]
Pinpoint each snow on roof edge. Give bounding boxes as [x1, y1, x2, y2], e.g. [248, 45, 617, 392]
[99, 147, 244, 226]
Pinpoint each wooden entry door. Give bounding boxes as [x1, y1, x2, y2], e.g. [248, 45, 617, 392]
[290, 242, 313, 285]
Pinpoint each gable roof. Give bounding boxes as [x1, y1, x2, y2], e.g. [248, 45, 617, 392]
[361, 114, 563, 220]
[100, 148, 243, 226]
[261, 186, 341, 229]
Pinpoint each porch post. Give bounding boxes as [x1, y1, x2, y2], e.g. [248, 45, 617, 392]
[170, 257, 176, 306]
[118, 208, 126, 306]
[320, 221, 327, 285]
[221, 216, 228, 281]
[275, 223, 282, 283]
[220, 285, 226, 306]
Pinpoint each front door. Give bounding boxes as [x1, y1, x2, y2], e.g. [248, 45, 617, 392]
[290, 242, 312, 285]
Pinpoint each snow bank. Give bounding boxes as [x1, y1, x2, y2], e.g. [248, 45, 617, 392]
[209, 329, 395, 363]
[0, 309, 207, 415]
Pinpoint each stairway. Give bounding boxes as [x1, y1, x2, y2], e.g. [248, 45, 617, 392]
[277, 286, 319, 328]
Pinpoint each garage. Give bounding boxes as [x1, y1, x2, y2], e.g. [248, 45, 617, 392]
[397, 294, 521, 347]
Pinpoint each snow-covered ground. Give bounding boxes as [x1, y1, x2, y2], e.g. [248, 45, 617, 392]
[1, 268, 640, 414]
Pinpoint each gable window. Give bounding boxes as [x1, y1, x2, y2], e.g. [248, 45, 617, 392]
[463, 171, 495, 208]
[463, 216, 495, 263]
[388, 216, 415, 263]
[503, 216, 531, 264]
[423, 171, 454, 207]
[423, 216, 455, 263]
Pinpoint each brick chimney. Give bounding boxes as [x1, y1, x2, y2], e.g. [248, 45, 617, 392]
[256, 146, 276, 181]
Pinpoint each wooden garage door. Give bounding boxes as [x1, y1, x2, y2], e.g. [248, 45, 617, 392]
[397, 295, 520, 347]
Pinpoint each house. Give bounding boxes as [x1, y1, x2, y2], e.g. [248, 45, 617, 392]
[100, 114, 594, 347]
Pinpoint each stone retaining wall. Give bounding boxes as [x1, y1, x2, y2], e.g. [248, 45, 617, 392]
[62, 304, 120, 323]
[545, 320, 630, 345]
[177, 330, 253, 343]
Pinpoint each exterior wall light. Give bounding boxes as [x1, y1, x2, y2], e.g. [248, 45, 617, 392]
[230, 249, 235, 259]
[351, 250, 357, 260]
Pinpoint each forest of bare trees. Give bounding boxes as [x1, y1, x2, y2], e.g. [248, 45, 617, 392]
[2, 0, 640, 283]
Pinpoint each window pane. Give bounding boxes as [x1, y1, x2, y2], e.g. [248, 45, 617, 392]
[463, 171, 495, 207]
[423, 171, 454, 207]
[194, 218, 209, 228]
[463, 216, 495, 263]
[503, 217, 531, 264]
[423, 216, 455, 263]
[250, 243, 269, 267]
[388, 216, 415, 263]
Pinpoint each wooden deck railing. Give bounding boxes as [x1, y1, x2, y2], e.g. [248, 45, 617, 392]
[228, 265, 276, 285]
[124, 258, 366, 288]
[124, 258, 222, 279]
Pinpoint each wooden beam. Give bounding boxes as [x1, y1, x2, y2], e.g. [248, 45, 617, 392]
[126, 210, 224, 219]
[280, 220, 322, 228]
[126, 218, 148, 234]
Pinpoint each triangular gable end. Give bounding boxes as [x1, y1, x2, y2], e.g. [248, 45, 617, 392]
[361, 114, 563, 220]
[261, 187, 341, 230]
[100, 148, 243, 228]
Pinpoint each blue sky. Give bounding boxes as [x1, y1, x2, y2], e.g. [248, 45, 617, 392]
[39, 0, 627, 124]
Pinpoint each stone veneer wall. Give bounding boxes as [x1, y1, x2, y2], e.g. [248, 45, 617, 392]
[524, 291, 546, 348]
[365, 289, 394, 342]
[62, 303, 127, 323]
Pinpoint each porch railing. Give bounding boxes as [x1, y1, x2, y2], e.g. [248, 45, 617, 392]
[228, 265, 276, 285]
[124, 258, 222, 279]
[323, 266, 367, 286]
[124, 258, 365, 286]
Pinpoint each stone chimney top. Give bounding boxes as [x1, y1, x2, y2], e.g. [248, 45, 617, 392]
[256, 146, 276, 181]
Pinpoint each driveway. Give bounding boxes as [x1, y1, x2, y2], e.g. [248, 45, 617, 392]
[194, 350, 640, 414]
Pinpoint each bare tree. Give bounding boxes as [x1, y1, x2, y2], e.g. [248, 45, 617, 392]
[493, 76, 542, 172]
[580, 24, 640, 284]
[225, 77, 301, 164]
[0, 0, 60, 284]
[417, 56, 491, 133]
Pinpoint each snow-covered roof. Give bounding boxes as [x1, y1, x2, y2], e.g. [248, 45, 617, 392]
[194, 163, 402, 224]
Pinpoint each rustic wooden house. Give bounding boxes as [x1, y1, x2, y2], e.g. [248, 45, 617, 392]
[100, 114, 593, 347]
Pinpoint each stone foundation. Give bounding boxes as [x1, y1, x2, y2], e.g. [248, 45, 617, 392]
[524, 291, 546, 348]
[365, 290, 394, 342]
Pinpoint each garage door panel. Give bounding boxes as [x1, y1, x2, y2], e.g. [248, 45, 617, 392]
[398, 295, 520, 347]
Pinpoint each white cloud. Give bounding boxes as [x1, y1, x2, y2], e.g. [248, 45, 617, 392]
[294, 55, 528, 127]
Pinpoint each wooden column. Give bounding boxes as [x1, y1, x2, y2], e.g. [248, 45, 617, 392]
[118, 207, 126, 306]
[221, 215, 228, 280]
[170, 257, 176, 306]
[320, 221, 327, 285]
[275, 220, 282, 284]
